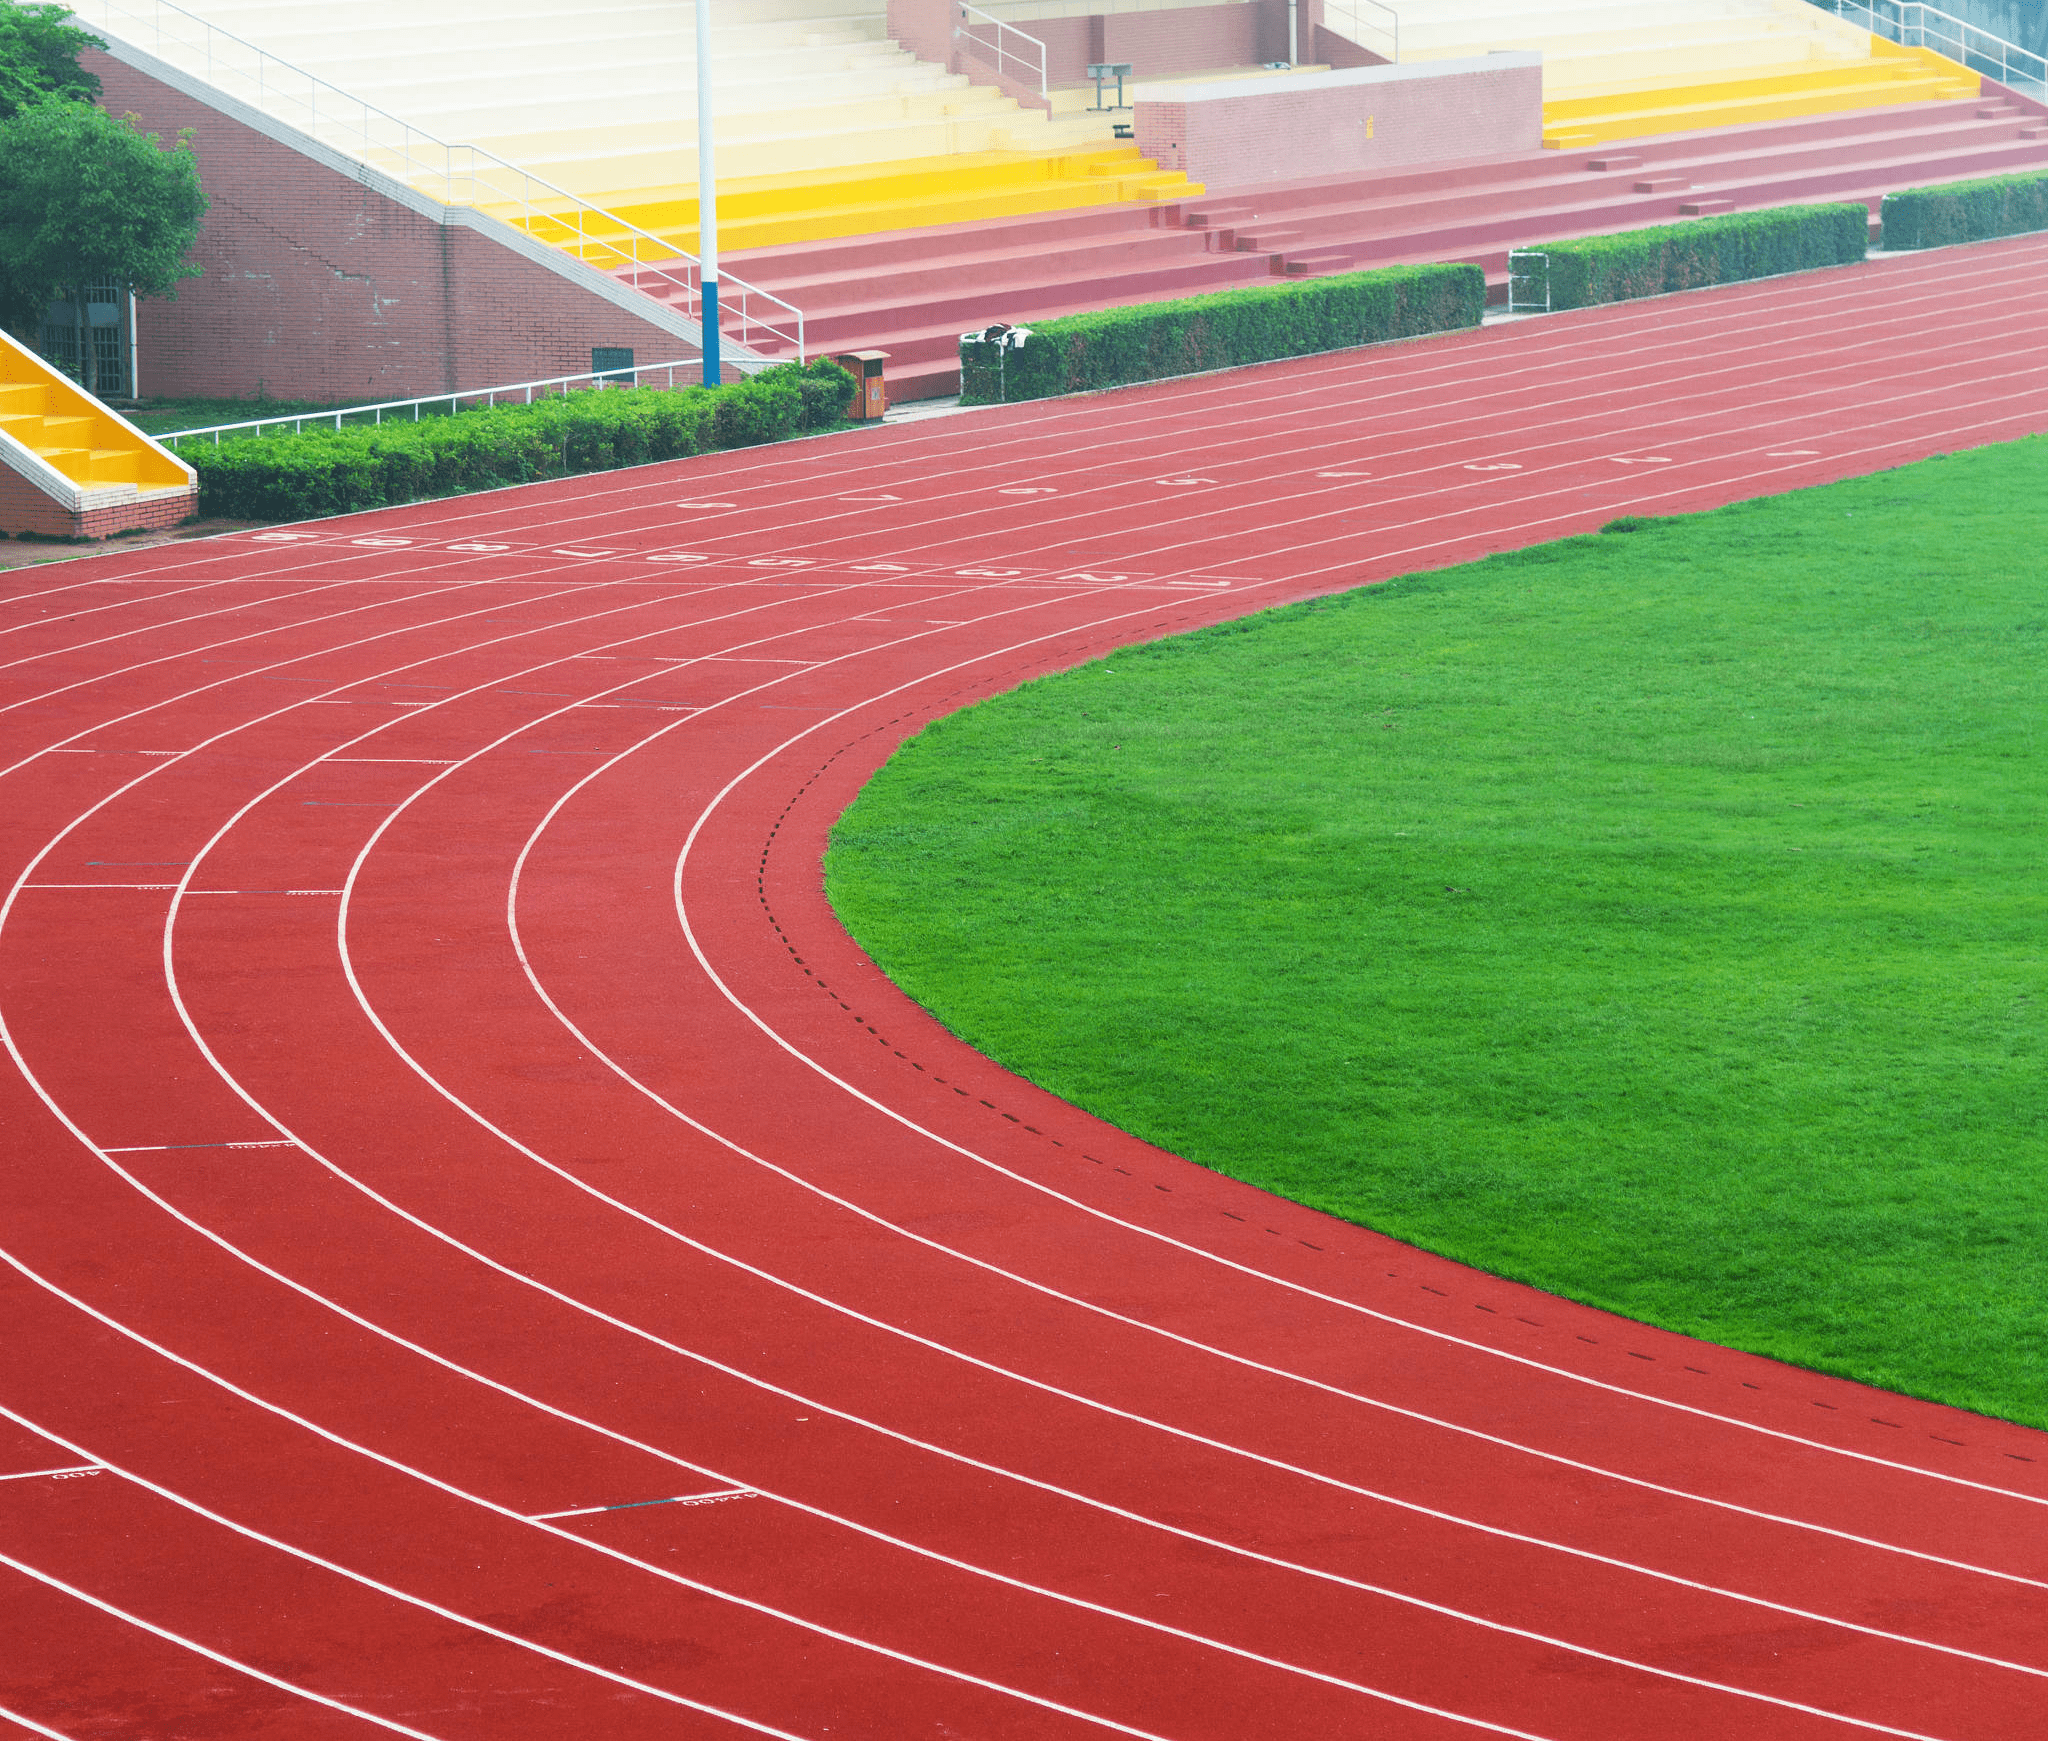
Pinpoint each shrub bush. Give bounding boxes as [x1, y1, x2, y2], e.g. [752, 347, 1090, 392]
[1881, 168, 2048, 249]
[185, 357, 855, 521]
[958, 263, 1485, 404]
[1535, 203, 1868, 312]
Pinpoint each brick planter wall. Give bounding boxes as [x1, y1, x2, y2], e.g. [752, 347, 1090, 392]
[85, 48, 702, 405]
[0, 465, 197, 540]
[1134, 52, 1543, 186]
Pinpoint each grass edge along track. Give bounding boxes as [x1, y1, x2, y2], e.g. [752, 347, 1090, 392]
[827, 436, 2048, 1431]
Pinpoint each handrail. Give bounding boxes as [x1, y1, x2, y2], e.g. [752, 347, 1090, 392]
[955, 1, 1048, 102]
[68, 0, 806, 360]
[1805, 0, 2046, 95]
[157, 358, 709, 447]
[1321, 0, 1399, 64]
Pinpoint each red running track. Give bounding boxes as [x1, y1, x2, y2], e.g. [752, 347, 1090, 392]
[3, 238, 2047, 1741]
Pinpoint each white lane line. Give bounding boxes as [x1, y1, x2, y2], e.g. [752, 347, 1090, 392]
[0, 1399, 1182, 1741]
[0, 1465, 101, 1482]
[0, 1553, 451, 1740]
[528, 1488, 754, 1520]
[0, 580, 377, 678]
[0, 1702, 82, 1741]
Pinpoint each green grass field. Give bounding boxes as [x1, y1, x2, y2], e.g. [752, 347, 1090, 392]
[827, 436, 2048, 1429]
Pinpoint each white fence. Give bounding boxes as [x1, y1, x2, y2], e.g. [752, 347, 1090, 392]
[1806, 0, 2047, 96]
[158, 359, 705, 447]
[955, 2, 1049, 102]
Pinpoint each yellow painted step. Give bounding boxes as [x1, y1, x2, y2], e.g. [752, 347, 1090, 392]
[1540, 59, 1980, 147]
[0, 326, 192, 496]
[488, 146, 1200, 257]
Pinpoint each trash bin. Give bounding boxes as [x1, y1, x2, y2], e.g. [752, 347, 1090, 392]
[835, 350, 890, 421]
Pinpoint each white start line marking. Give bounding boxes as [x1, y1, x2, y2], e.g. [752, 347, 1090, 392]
[996, 486, 1056, 495]
[1318, 470, 1373, 478]
[674, 499, 736, 508]
[1464, 463, 1522, 472]
[1610, 456, 1675, 466]
[1156, 477, 1215, 487]
[839, 494, 901, 502]
[1769, 450, 1822, 457]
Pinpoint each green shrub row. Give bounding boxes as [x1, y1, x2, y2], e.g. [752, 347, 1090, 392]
[958, 263, 1486, 405]
[1533, 203, 1869, 312]
[1881, 167, 2048, 250]
[183, 357, 856, 521]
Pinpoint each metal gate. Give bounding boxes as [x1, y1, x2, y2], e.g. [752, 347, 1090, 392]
[39, 280, 133, 399]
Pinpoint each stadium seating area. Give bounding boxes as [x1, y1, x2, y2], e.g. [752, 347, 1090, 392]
[46, 0, 2048, 432]
[697, 90, 2048, 398]
[130, 0, 1205, 256]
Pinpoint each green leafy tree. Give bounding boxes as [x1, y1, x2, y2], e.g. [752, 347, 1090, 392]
[0, 100, 206, 392]
[0, 0, 102, 118]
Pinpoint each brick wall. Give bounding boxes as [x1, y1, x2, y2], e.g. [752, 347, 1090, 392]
[1134, 52, 1542, 186]
[88, 51, 702, 405]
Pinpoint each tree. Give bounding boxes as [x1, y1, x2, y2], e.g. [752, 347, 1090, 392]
[0, 0, 103, 119]
[0, 100, 206, 393]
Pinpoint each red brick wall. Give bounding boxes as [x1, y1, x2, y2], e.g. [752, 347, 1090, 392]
[89, 52, 700, 405]
[1134, 52, 1542, 186]
[0, 464, 196, 539]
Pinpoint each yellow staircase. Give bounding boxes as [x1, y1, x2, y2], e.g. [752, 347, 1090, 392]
[0, 327, 194, 529]
[1541, 40, 1980, 148]
[493, 145, 1200, 259]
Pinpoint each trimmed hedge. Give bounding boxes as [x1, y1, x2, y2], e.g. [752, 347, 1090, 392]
[1881, 168, 2048, 250]
[958, 263, 1485, 404]
[1535, 203, 1868, 312]
[185, 357, 856, 521]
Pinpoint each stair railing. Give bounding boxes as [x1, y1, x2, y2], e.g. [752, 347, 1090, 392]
[955, 2, 1049, 103]
[1805, 0, 2046, 97]
[67, 0, 806, 359]
[1321, 0, 1400, 64]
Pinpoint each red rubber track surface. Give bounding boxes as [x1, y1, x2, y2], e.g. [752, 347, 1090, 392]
[4, 239, 2047, 1741]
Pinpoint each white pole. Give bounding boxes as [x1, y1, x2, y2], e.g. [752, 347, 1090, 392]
[695, 0, 721, 386]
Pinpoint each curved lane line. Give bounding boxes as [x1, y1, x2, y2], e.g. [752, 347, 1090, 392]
[0, 1558, 450, 1740]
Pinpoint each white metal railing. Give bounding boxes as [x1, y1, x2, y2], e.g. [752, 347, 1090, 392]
[68, 0, 805, 359]
[1321, 0, 1399, 64]
[157, 358, 705, 447]
[1806, 0, 2047, 96]
[1506, 250, 1549, 314]
[955, 2, 1049, 102]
